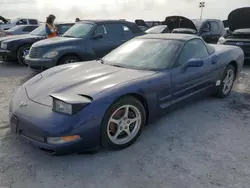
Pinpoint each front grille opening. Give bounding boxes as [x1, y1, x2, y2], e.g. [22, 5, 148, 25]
[29, 47, 41, 58]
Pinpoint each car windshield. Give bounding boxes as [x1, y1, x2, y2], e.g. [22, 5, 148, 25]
[146, 25, 167, 33]
[103, 39, 183, 71]
[62, 23, 94, 38]
[30, 24, 46, 36]
[10, 18, 20, 24]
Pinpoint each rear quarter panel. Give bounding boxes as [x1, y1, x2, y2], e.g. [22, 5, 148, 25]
[211, 44, 244, 78]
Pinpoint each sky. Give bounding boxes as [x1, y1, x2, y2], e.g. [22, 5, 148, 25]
[0, 0, 249, 22]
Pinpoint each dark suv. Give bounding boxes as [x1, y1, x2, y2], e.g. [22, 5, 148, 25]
[218, 7, 250, 60]
[26, 20, 145, 71]
[165, 16, 226, 44]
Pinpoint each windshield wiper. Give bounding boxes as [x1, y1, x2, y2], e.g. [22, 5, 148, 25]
[96, 58, 105, 64]
[63, 35, 75, 38]
[110, 64, 126, 68]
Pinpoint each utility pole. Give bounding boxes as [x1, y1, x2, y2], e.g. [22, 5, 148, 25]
[199, 2, 205, 19]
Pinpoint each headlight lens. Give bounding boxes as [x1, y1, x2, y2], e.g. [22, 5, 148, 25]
[1, 43, 7, 49]
[43, 51, 59, 58]
[47, 135, 81, 144]
[217, 37, 226, 44]
[53, 99, 72, 115]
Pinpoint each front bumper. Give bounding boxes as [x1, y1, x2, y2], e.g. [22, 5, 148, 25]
[9, 87, 101, 155]
[0, 48, 14, 61]
[25, 56, 57, 71]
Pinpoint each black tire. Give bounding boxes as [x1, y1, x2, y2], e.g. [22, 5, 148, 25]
[101, 96, 146, 150]
[17, 44, 31, 66]
[58, 56, 80, 65]
[214, 65, 236, 98]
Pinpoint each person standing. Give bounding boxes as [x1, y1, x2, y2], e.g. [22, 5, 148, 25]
[75, 18, 80, 22]
[46, 14, 57, 38]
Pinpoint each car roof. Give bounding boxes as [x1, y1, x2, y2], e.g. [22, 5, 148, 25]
[192, 19, 221, 23]
[137, 33, 200, 41]
[79, 19, 133, 24]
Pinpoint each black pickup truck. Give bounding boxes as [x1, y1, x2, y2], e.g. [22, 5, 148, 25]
[164, 16, 226, 44]
[0, 23, 74, 65]
[217, 7, 250, 60]
[25, 20, 145, 71]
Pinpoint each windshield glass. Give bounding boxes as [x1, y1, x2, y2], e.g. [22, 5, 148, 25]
[62, 23, 94, 38]
[146, 25, 167, 33]
[192, 19, 203, 30]
[103, 39, 183, 70]
[30, 25, 46, 36]
[10, 18, 20, 24]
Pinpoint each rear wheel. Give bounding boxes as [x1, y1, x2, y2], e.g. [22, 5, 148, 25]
[17, 44, 30, 66]
[58, 56, 80, 65]
[101, 96, 146, 150]
[215, 65, 235, 98]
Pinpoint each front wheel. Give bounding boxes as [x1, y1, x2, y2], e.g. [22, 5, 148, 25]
[215, 65, 236, 98]
[101, 96, 146, 150]
[17, 44, 30, 66]
[58, 56, 80, 65]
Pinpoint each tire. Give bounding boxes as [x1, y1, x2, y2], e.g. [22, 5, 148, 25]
[17, 44, 31, 66]
[214, 65, 236, 98]
[101, 96, 146, 150]
[58, 56, 80, 65]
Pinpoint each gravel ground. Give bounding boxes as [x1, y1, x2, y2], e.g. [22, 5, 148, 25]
[0, 61, 250, 188]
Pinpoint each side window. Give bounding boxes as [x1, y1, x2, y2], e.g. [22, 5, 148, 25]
[177, 39, 209, 66]
[94, 25, 107, 35]
[23, 26, 37, 32]
[94, 24, 123, 37]
[17, 19, 27, 25]
[103, 23, 123, 37]
[28, 19, 38, 25]
[210, 22, 220, 32]
[122, 25, 132, 35]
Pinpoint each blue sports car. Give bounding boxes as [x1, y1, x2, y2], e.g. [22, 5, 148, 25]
[9, 34, 244, 155]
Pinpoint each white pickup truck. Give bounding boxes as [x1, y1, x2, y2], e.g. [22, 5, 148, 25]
[0, 17, 39, 30]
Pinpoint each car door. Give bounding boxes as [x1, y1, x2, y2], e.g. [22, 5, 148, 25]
[209, 21, 221, 43]
[170, 39, 216, 104]
[90, 23, 125, 58]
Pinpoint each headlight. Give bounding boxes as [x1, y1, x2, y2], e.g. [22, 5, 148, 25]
[43, 51, 59, 58]
[217, 37, 226, 44]
[47, 135, 81, 144]
[1, 43, 7, 49]
[53, 99, 72, 114]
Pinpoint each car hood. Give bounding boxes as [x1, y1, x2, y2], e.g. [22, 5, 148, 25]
[32, 36, 82, 48]
[232, 28, 250, 35]
[0, 15, 9, 24]
[228, 7, 250, 31]
[24, 61, 155, 106]
[164, 16, 197, 31]
[172, 28, 197, 34]
[0, 34, 44, 43]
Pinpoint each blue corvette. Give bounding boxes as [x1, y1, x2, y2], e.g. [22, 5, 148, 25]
[9, 34, 244, 155]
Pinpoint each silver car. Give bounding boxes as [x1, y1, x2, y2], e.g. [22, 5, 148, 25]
[0, 25, 38, 37]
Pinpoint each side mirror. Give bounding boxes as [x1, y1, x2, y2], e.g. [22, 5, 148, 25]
[92, 33, 103, 40]
[182, 58, 204, 72]
[187, 58, 204, 67]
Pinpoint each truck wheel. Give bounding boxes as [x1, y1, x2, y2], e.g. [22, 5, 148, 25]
[59, 56, 80, 65]
[17, 44, 30, 66]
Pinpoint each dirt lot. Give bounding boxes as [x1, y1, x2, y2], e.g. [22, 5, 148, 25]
[0, 61, 250, 188]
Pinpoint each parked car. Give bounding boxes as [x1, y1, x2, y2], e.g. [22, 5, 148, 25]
[9, 34, 244, 155]
[25, 20, 145, 71]
[0, 25, 39, 37]
[217, 7, 250, 60]
[0, 23, 74, 65]
[145, 25, 169, 34]
[0, 18, 39, 30]
[164, 16, 226, 43]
